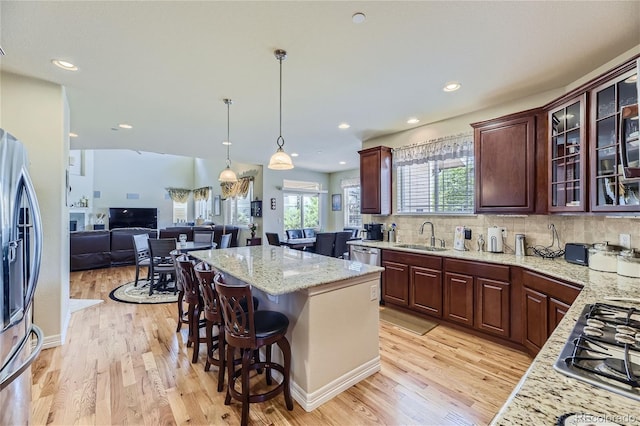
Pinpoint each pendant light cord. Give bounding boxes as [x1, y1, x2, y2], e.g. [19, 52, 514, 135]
[226, 100, 231, 165]
[277, 52, 285, 149]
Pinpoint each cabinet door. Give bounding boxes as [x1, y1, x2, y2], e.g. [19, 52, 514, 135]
[548, 95, 587, 212]
[472, 110, 538, 213]
[443, 272, 474, 326]
[382, 260, 409, 306]
[475, 278, 510, 338]
[410, 266, 442, 317]
[522, 287, 549, 354]
[590, 68, 639, 212]
[358, 146, 392, 215]
[549, 298, 571, 335]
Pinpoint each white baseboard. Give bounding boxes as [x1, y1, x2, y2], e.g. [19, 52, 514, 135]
[291, 357, 381, 412]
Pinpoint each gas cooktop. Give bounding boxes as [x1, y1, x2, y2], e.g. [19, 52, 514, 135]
[553, 303, 640, 402]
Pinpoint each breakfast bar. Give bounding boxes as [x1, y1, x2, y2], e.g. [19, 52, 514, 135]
[189, 245, 384, 411]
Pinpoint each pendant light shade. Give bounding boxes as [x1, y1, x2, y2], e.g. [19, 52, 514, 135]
[219, 98, 238, 182]
[268, 49, 294, 170]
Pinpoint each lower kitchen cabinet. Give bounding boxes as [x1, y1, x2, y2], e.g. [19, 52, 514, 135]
[382, 260, 409, 306]
[411, 265, 443, 317]
[444, 259, 511, 338]
[521, 270, 581, 355]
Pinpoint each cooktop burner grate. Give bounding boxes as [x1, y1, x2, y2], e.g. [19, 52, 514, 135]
[553, 303, 640, 401]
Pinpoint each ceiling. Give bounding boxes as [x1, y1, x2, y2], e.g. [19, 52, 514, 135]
[1, 1, 639, 173]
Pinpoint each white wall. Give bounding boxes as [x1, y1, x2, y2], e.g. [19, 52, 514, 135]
[1, 71, 70, 346]
[91, 150, 194, 229]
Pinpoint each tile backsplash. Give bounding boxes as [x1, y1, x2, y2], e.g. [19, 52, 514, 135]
[369, 214, 640, 254]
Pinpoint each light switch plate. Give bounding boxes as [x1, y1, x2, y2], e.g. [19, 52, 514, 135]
[620, 233, 631, 249]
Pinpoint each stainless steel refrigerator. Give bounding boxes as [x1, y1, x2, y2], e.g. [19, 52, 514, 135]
[0, 129, 44, 424]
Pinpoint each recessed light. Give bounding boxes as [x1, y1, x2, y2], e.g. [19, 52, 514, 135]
[339, 161, 346, 165]
[52, 59, 78, 71]
[291, 152, 299, 157]
[222, 141, 232, 146]
[338, 123, 351, 129]
[118, 123, 133, 129]
[352, 12, 366, 24]
[69, 132, 78, 138]
[443, 81, 461, 92]
[407, 118, 420, 124]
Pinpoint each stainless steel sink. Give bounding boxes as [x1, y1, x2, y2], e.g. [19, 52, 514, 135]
[394, 244, 447, 252]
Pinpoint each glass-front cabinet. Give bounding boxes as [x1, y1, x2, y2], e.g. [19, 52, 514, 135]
[590, 68, 639, 211]
[548, 95, 587, 212]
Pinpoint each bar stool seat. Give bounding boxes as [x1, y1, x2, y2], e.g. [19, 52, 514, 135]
[214, 274, 294, 426]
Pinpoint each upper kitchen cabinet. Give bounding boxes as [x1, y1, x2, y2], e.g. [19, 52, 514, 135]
[358, 146, 392, 215]
[471, 108, 545, 214]
[590, 66, 639, 212]
[547, 94, 587, 212]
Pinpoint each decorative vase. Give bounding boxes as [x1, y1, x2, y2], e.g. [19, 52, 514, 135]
[251, 231, 256, 238]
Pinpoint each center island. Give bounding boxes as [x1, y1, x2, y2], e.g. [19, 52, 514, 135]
[188, 245, 384, 411]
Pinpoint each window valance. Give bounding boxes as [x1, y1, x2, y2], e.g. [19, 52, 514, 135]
[392, 133, 473, 166]
[193, 186, 211, 201]
[220, 177, 252, 199]
[340, 177, 360, 188]
[165, 187, 191, 203]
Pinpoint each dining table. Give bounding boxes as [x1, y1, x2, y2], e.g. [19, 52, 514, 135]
[174, 241, 217, 253]
[280, 237, 316, 250]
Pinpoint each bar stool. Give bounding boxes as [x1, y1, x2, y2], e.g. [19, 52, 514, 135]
[193, 261, 226, 392]
[174, 254, 206, 363]
[170, 250, 187, 333]
[214, 274, 294, 426]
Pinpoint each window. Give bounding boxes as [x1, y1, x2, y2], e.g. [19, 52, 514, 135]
[342, 178, 362, 228]
[282, 179, 321, 230]
[194, 187, 212, 222]
[228, 181, 253, 225]
[394, 134, 474, 214]
[172, 201, 188, 223]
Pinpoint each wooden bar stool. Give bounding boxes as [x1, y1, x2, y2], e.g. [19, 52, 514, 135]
[174, 254, 206, 363]
[214, 274, 294, 426]
[193, 261, 226, 392]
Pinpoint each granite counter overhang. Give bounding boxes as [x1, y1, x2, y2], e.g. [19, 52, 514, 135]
[188, 245, 384, 296]
[348, 240, 640, 424]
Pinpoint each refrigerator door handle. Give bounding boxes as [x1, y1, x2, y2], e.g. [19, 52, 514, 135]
[19, 172, 43, 311]
[0, 324, 43, 391]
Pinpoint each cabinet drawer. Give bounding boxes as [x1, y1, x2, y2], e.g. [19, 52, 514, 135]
[521, 270, 582, 305]
[444, 258, 509, 282]
[383, 250, 442, 269]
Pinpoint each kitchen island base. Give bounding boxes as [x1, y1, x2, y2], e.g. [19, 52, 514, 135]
[253, 273, 381, 411]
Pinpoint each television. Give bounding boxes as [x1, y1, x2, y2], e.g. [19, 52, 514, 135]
[109, 207, 157, 229]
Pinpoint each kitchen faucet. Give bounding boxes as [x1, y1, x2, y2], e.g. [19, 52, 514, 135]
[419, 221, 436, 247]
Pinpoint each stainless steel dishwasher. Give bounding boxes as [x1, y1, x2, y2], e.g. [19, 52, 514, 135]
[349, 245, 383, 304]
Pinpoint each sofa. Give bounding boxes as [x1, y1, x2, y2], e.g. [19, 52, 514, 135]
[158, 225, 240, 248]
[70, 227, 157, 271]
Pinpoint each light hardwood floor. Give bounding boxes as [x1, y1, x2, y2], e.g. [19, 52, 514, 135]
[31, 266, 532, 425]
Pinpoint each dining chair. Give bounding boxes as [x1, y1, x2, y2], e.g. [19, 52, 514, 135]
[147, 238, 177, 296]
[194, 230, 214, 244]
[303, 228, 316, 238]
[286, 229, 303, 239]
[313, 232, 335, 257]
[266, 232, 282, 246]
[219, 234, 232, 249]
[214, 274, 293, 425]
[132, 233, 151, 287]
[333, 231, 353, 259]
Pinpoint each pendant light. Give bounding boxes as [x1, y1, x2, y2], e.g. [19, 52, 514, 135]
[218, 98, 238, 182]
[268, 49, 294, 170]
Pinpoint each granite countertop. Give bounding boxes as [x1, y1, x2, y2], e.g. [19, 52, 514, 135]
[349, 240, 640, 424]
[188, 245, 384, 296]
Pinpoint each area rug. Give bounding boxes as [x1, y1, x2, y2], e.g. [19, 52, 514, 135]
[379, 306, 438, 335]
[109, 280, 179, 304]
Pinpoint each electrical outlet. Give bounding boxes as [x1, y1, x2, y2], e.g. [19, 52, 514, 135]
[620, 233, 631, 249]
[501, 227, 507, 238]
[370, 284, 378, 301]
